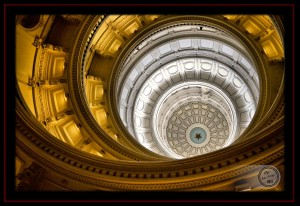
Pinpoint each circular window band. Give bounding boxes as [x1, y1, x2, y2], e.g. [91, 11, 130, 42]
[122, 56, 257, 140]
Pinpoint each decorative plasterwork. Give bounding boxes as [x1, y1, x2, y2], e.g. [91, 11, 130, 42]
[165, 101, 229, 158]
[116, 25, 259, 92]
[223, 15, 284, 61]
[126, 57, 255, 157]
[15, 102, 285, 190]
[14, 14, 285, 191]
[150, 82, 236, 159]
[115, 22, 259, 158]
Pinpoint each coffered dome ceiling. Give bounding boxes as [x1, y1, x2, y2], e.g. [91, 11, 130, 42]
[14, 13, 286, 191]
[113, 21, 259, 158]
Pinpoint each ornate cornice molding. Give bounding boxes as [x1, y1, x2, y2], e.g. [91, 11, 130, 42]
[107, 15, 269, 151]
[16, 120, 284, 190]
[14, 14, 286, 191]
[67, 15, 165, 160]
[16, 92, 284, 190]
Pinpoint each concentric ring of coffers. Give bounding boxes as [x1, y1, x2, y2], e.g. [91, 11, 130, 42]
[166, 101, 229, 158]
[150, 81, 236, 158]
[116, 22, 259, 158]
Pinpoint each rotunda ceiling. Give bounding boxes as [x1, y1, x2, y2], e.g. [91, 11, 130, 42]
[13, 12, 286, 191]
[166, 101, 229, 158]
[111, 19, 259, 158]
[150, 82, 236, 158]
[80, 16, 263, 159]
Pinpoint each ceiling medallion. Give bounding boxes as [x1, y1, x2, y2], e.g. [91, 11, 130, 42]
[166, 102, 229, 158]
[189, 126, 208, 145]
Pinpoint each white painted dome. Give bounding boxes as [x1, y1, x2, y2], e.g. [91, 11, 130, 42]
[115, 23, 259, 159]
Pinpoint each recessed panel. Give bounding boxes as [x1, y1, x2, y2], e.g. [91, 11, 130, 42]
[62, 120, 82, 146]
[159, 43, 172, 54]
[108, 38, 122, 54]
[52, 89, 68, 114]
[51, 57, 65, 79]
[95, 109, 107, 125]
[200, 39, 214, 48]
[94, 85, 104, 101]
[124, 21, 139, 35]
